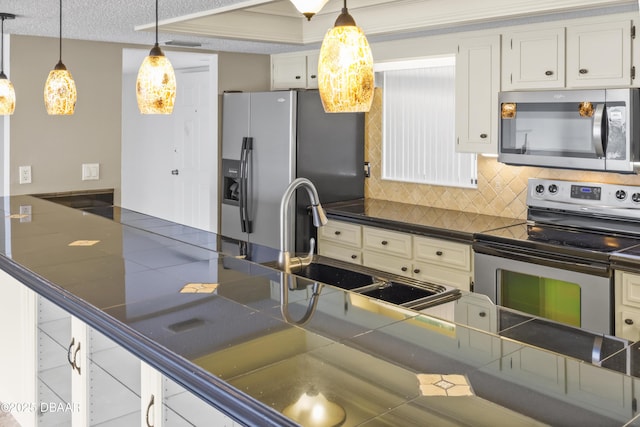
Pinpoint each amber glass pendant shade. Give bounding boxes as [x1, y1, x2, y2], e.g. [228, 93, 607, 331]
[136, 0, 176, 115]
[0, 13, 16, 115]
[289, 0, 330, 20]
[136, 45, 176, 114]
[44, 0, 76, 115]
[318, 3, 374, 113]
[0, 74, 15, 115]
[44, 62, 76, 115]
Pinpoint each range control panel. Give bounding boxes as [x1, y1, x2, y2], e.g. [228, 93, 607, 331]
[528, 178, 640, 217]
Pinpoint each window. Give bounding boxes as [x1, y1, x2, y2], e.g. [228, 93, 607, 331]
[376, 56, 477, 188]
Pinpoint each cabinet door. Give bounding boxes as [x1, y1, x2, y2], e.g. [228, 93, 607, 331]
[306, 54, 319, 89]
[502, 28, 565, 89]
[566, 20, 632, 88]
[38, 297, 74, 427]
[271, 55, 307, 89]
[455, 35, 500, 154]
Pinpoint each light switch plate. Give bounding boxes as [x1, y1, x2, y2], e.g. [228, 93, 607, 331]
[82, 163, 100, 180]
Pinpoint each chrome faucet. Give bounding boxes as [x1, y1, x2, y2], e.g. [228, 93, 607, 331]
[278, 177, 328, 273]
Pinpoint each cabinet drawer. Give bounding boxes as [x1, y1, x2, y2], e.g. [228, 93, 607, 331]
[413, 261, 472, 291]
[363, 227, 412, 258]
[318, 221, 362, 248]
[363, 251, 411, 277]
[414, 236, 471, 271]
[318, 241, 362, 265]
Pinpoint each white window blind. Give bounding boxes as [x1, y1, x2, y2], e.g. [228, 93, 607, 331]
[378, 57, 477, 188]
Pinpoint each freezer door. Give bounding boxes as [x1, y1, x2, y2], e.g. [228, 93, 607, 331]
[246, 91, 296, 250]
[220, 93, 251, 242]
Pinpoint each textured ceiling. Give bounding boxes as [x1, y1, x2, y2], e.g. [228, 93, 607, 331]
[1, 0, 638, 57]
[2, 0, 297, 54]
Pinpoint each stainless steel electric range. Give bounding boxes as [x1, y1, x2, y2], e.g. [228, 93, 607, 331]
[474, 178, 640, 336]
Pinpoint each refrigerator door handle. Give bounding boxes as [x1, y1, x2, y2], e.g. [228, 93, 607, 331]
[240, 137, 254, 233]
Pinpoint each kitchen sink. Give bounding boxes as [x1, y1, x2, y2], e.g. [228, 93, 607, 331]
[264, 257, 462, 310]
[358, 281, 439, 305]
[295, 262, 378, 290]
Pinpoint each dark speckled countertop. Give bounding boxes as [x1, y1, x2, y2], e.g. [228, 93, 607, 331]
[3, 195, 640, 426]
[324, 199, 525, 242]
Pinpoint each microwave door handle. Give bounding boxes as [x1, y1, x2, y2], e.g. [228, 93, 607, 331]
[592, 103, 606, 158]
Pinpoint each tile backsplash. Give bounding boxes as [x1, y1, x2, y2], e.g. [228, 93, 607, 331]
[364, 88, 640, 219]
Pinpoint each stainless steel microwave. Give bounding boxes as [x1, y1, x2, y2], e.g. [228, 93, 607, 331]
[498, 88, 640, 173]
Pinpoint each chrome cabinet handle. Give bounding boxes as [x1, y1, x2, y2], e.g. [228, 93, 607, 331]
[625, 318, 634, 325]
[67, 338, 76, 368]
[145, 394, 155, 427]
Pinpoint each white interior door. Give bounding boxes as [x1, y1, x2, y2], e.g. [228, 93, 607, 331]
[121, 49, 218, 232]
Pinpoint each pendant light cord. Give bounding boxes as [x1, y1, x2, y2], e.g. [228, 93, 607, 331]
[155, 0, 159, 46]
[58, 0, 62, 63]
[1, 16, 5, 73]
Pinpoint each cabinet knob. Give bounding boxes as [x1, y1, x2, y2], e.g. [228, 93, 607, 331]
[479, 311, 487, 318]
[436, 250, 443, 256]
[295, 75, 301, 79]
[334, 230, 341, 236]
[545, 70, 554, 76]
[480, 133, 487, 139]
[579, 68, 589, 74]
[401, 266, 408, 272]
[413, 268, 420, 274]
[381, 240, 388, 246]
[351, 254, 358, 259]
[310, 74, 317, 79]
[625, 318, 634, 325]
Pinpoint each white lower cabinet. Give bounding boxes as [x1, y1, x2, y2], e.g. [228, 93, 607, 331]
[141, 362, 239, 427]
[0, 272, 240, 427]
[614, 270, 640, 340]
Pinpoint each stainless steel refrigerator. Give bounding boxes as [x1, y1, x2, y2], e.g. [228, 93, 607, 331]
[220, 90, 364, 256]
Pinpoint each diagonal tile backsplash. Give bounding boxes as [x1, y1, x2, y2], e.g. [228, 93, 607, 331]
[364, 88, 640, 219]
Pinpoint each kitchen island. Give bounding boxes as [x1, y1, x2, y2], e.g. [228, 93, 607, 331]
[0, 195, 638, 426]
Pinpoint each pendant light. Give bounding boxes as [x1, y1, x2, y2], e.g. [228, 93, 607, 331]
[136, 0, 176, 115]
[44, 0, 77, 115]
[317, 0, 374, 113]
[289, 0, 330, 21]
[0, 13, 16, 115]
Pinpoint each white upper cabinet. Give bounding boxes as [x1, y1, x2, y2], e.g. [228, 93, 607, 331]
[502, 28, 565, 90]
[455, 35, 500, 154]
[271, 52, 319, 90]
[566, 19, 633, 88]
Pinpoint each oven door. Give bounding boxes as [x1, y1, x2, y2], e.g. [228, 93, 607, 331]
[474, 251, 612, 335]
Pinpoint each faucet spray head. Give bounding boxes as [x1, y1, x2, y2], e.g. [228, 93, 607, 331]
[311, 204, 328, 227]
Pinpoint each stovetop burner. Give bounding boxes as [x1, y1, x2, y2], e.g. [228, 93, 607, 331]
[475, 178, 640, 261]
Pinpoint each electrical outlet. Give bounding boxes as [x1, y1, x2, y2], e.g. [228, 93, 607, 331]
[19, 166, 31, 184]
[82, 163, 100, 181]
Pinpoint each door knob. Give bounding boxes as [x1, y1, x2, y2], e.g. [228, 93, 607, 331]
[171, 169, 179, 175]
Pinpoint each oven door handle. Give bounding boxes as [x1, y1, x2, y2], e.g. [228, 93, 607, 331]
[474, 242, 610, 277]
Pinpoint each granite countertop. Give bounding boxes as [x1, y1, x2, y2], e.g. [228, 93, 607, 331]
[324, 199, 525, 242]
[2, 195, 640, 426]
